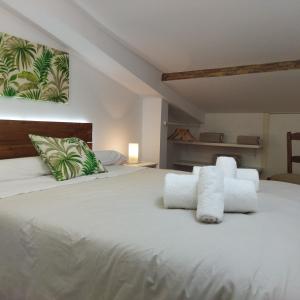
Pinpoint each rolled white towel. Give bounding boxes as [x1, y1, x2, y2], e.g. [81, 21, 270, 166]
[236, 168, 260, 192]
[171, 167, 259, 213]
[224, 178, 258, 212]
[197, 166, 224, 224]
[163, 173, 198, 209]
[194, 165, 260, 192]
[192, 166, 202, 176]
[216, 156, 237, 178]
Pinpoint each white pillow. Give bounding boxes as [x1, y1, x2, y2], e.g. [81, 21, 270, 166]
[94, 150, 127, 166]
[0, 156, 51, 182]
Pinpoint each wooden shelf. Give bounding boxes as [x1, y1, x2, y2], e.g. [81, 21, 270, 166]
[170, 140, 262, 149]
[173, 160, 211, 167]
[173, 160, 263, 174]
[163, 121, 202, 127]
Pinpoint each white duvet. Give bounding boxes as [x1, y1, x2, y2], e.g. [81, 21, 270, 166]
[0, 166, 300, 300]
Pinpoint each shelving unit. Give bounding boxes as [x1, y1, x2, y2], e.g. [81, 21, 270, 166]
[163, 121, 202, 127]
[171, 140, 262, 150]
[173, 160, 211, 167]
[173, 159, 263, 174]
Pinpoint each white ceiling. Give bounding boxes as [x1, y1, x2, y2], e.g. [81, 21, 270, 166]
[75, 0, 300, 112]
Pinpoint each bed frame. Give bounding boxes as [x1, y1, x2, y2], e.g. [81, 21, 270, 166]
[0, 120, 92, 159]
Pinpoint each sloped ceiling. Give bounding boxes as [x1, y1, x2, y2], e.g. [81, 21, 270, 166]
[75, 0, 300, 112]
[0, 0, 204, 120]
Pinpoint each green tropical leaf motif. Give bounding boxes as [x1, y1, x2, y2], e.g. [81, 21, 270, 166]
[18, 89, 41, 100]
[42, 86, 67, 103]
[5, 36, 36, 69]
[18, 82, 38, 92]
[17, 70, 39, 83]
[29, 135, 106, 181]
[0, 54, 16, 77]
[54, 54, 69, 80]
[50, 151, 82, 179]
[0, 33, 4, 46]
[0, 32, 69, 102]
[49, 67, 68, 90]
[2, 86, 17, 96]
[82, 150, 99, 175]
[33, 48, 53, 86]
[9, 74, 17, 81]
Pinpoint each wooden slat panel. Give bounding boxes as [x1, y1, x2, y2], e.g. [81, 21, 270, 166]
[291, 133, 300, 140]
[0, 120, 92, 159]
[292, 156, 300, 163]
[162, 59, 300, 81]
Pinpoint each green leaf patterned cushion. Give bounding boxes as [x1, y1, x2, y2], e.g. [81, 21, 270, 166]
[29, 134, 106, 181]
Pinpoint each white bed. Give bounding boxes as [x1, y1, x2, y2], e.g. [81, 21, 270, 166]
[0, 165, 300, 300]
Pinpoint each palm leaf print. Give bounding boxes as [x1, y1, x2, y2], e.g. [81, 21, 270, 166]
[0, 33, 69, 102]
[82, 150, 99, 175]
[54, 54, 69, 80]
[5, 36, 36, 70]
[33, 48, 53, 86]
[29, 135, 106, 181]
[18, 89, 41, 100]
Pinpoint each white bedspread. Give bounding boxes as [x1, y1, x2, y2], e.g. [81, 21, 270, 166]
[0, 167, 300, 300]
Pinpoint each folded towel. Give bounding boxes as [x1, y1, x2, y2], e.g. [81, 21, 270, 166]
[224, 178, 258, 212]
[196, 166, 224, 223]
[163, 173, 198, 209]
[236, 169, 260, 191]
[216, 156, 237, 178]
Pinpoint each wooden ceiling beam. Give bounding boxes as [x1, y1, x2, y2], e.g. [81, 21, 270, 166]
[161, 59, 300, 81]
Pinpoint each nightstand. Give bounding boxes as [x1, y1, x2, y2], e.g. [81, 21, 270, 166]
[125, 161, 157, 168]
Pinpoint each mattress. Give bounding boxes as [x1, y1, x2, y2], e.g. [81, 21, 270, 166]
[0, 166, 299, 300]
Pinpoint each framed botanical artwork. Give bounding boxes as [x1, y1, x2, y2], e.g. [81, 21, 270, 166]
[0, 32, 69, 103]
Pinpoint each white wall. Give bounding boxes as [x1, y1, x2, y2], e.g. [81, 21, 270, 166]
[140, 97, 162, 164]
[0, 6, 142, 155]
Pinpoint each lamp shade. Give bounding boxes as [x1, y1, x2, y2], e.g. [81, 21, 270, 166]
[128, 143, 139, 164]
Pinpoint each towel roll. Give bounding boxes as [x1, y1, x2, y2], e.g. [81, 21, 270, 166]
[196, 166, 224, 223]
[216, 156, 237, 178]
[169, 167, 259, 213]
[236, 169, 260, 191]
[192, 166, 202, 177]
[163, 173, 198, 209]
[224, 178, 258, 212]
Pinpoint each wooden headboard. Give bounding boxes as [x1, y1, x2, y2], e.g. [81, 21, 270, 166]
[0, 120, 92, 159]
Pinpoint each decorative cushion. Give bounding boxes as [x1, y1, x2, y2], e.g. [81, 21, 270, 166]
[29, 134, 106, 181]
